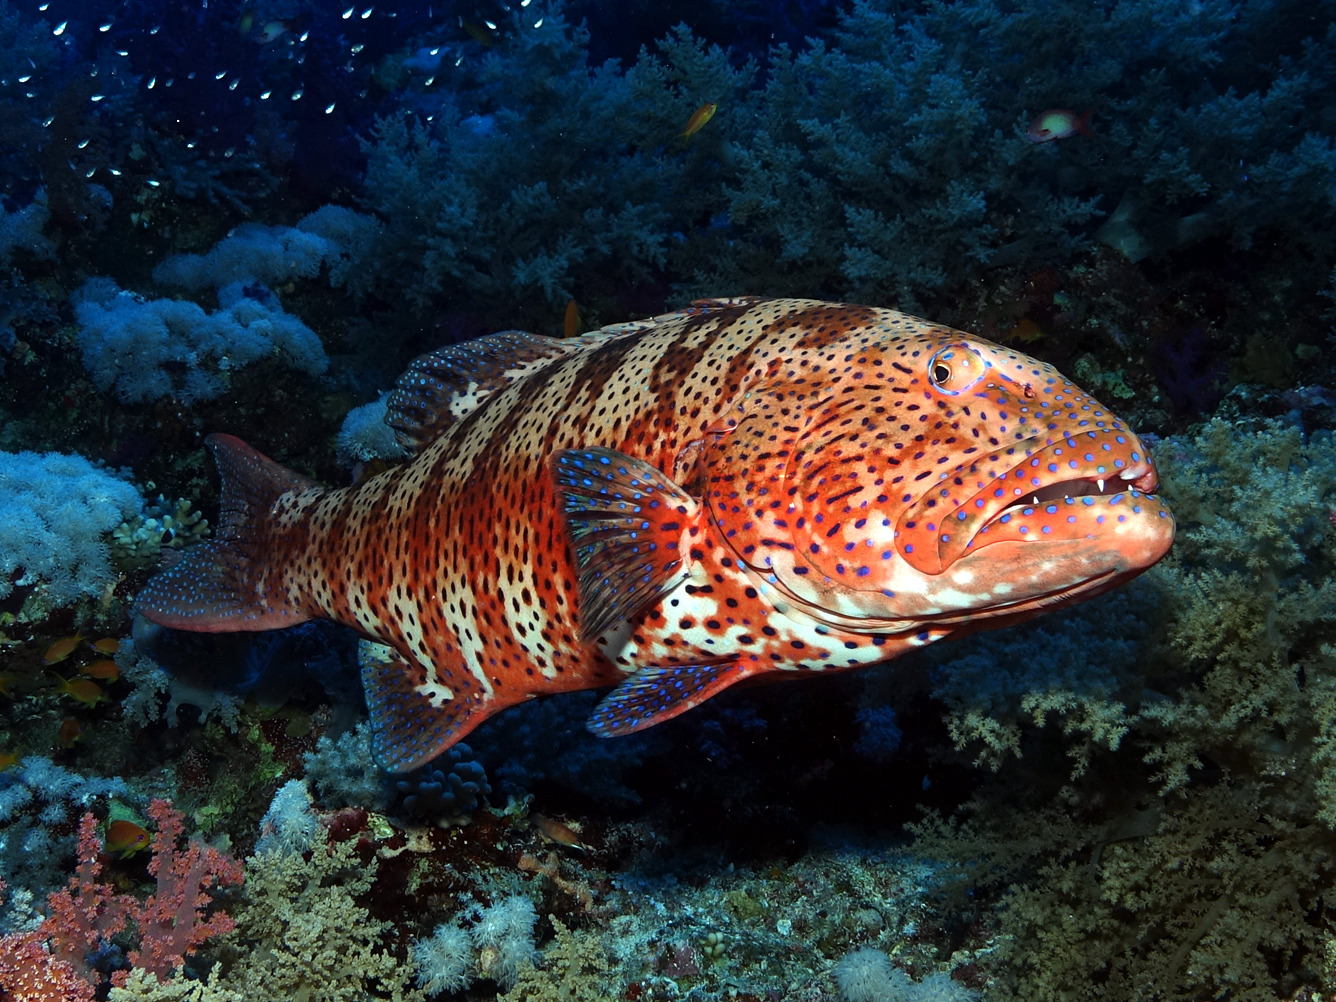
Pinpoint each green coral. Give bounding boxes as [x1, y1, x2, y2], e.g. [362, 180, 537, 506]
[499, 915, 612, 1002]
[209, 840, 425, 1002]
[1143, 420, 1336, 797]
[108, 968, 244, 1002]
[110, 496, 210, 570]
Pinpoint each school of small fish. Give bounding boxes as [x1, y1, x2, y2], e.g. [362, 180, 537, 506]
[137, 298, 1175, 772]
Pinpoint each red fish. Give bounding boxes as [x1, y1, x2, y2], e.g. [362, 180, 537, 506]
[136, 298, 1174, 772]
[1026, 108, 1093, 143]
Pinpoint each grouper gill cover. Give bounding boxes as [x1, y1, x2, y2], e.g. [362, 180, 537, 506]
[136, 297, 1175, 772]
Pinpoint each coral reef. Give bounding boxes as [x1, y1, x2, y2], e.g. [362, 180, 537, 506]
[0, 803, 241, 998]
[0, 1, 1333, 1000]
[211, 837, 423, 1001]
[0, 450, 143, 617]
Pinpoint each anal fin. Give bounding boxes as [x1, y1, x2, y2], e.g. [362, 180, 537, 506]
[359, 639, 488, 773]
[587, 661, 758, 737]
[552, 447, 704, 640]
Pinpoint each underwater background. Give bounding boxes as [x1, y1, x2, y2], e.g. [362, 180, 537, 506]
[0, 0, 1335, 999]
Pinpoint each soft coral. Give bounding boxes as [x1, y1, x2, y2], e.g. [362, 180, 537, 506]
[0, 799, 242, 995]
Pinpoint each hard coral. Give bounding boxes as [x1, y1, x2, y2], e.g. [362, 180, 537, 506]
[394, 743, 492, 821]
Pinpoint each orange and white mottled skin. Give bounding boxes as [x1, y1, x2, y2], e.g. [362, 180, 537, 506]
[137, 298, 1174, 771]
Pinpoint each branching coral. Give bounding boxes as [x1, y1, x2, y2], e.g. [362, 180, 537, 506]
[913, 418, 1336, 1000]
[211, 838, 424, 1001]
[0, 803, 241, 998]
[353, 12, 752, 326]
[499, 915, 611, 1002]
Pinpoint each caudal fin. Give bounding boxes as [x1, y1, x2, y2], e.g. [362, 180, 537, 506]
[136, 434, 321, 632]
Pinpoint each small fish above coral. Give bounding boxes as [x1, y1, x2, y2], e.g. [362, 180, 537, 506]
[1026, 108, 1093, 142]
[682, 101, 718, 138]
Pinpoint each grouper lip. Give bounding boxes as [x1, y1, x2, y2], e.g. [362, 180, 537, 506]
[964, 460, 1158, 539]
[904, 433, 1162, 575]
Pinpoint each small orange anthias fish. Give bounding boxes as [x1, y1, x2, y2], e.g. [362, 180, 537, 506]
[105, 819, 151, 856]
[49, 675, 104, 707]
[1026, 108, 1093, 143]
[563, 299, 581, 338]
[42, 632, 83, 665]
[682, 101, 717, 139]
[79, 659, 121, 681]
[58, 718, 83, 749]
[137, 298, 1175, 772]
[89, 637, 120, 655]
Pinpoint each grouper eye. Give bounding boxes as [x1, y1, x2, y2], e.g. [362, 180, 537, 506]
[927, 344, 986, 394]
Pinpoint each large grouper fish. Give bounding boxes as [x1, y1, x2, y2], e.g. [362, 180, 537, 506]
[137, 298, 1175, 771]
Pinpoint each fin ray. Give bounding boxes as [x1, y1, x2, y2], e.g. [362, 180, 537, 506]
[388, 332, 581, 455]
[136, 434, 318, 632]
[359, 639, 489, 773]
[588, 661, 756, 737]
[552, 447, 702, 640]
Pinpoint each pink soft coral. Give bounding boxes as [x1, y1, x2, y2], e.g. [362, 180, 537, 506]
[120, 797, 245, 982]
[0, 799, 242, 996]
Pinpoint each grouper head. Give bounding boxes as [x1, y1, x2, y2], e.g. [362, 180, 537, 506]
[705, 308, 1175, 638]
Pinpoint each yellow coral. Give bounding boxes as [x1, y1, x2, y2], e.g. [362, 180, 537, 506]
[499, 916, 611, 1002]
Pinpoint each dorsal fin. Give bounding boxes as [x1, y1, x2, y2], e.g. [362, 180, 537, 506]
[386, 331, 581, 456]
[594, 297, 766, 337]
[387, 300, 768, 455]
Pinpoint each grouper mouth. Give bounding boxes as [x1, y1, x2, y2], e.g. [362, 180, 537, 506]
[896, 430, 1173, 576]
[991, 463, 1158, 516]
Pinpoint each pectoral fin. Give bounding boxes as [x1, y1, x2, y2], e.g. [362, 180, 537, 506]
[551, 447, 705, 640]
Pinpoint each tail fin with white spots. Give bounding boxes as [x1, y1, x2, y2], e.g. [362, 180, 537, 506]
[136, 433, 321, 632]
